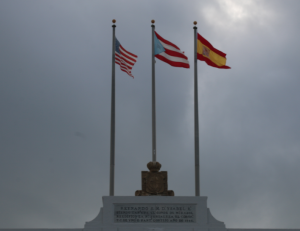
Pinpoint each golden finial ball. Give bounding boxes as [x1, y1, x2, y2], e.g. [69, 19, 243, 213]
[112, 19, 116, 23]
[193, 21, 197, 25]
[151, 19, 155, 24]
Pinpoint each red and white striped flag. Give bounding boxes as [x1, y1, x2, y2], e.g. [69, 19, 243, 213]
[154, 31, 189, 68]
[115, 38, 138, 78]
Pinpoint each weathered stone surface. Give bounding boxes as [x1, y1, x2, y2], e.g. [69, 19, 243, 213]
[114, 204, 196, 223]
[147, 162, 162, 172]
[135, 162, 174, 196]
[84, 196, 227, 231]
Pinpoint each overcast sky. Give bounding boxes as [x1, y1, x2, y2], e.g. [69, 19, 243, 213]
[1, 0, 300, 229]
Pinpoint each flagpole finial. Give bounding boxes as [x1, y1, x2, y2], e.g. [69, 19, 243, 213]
[112, 19, 116, 24]
[151, 19, 155, 24]
[193, 21, 197, 25]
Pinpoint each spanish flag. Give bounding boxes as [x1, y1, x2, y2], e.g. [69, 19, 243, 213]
[197, 33, 230, 69]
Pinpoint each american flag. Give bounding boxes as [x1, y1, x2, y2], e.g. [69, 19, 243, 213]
[115, 38, 138, 78]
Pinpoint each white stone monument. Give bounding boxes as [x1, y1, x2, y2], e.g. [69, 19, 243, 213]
[84, 196, 226, 231]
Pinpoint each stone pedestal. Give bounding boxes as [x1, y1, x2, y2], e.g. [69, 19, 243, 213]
[135, 162, 174, 196]
[84, 196, 226, 231]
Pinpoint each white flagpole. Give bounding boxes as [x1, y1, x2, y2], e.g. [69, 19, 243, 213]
[194, 21, 200, 196]
[109, 19, 116, 196]
[151, 20, 157, 163]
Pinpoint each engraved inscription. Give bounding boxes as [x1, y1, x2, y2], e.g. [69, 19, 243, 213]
[114, 204, 196, 223]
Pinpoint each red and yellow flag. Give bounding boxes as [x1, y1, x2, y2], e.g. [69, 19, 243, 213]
[197, 33, 230, 69]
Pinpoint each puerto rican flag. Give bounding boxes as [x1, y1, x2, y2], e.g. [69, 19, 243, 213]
[154, 32, 189, 68]
[115, 38, 138, 78]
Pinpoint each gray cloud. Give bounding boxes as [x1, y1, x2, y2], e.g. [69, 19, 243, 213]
[0, 0, 300, 229]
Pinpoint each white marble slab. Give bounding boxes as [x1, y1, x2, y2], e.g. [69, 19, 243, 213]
[114, 204, 196, 223]
[84, 196, 225, 231]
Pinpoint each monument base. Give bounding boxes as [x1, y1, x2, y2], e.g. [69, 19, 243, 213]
[84, 196, 226, 231]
